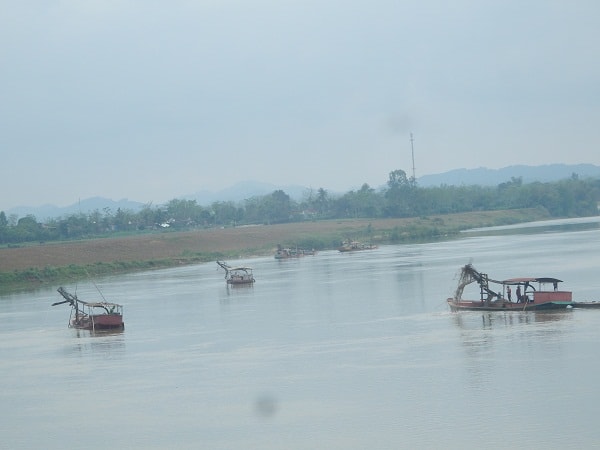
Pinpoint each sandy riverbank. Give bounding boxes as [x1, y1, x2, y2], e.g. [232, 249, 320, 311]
[0, 211, 547, 273]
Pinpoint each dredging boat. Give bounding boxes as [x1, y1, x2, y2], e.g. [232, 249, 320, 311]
[52, 287, 124, 330]
[338, 240, 378, 252]
[274, 244, 317, 259]
[216, 260, 255, 285]
[447, 264, 574, 311]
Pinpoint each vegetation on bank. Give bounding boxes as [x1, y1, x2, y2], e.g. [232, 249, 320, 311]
[1, 168, 598, 293]
[1, 170, 598, 246]
[0, 208, 552, 293]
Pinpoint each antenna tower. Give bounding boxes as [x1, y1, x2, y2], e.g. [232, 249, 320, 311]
[410, 132, 416, 182]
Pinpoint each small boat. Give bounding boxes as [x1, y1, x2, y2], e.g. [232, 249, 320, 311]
[572, 301, 600, 309]
[447, 264, 573, 311]
[52, 287, 124, 330]
[338, 240, 378, 252]
[274, 245, 317, 259]
[216, 260, 255, 285]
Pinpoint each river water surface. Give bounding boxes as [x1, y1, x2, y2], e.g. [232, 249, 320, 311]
[2, 218, 600, 449]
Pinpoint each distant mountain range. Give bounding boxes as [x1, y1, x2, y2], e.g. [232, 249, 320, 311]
[182, 180, 309, 206]
[6, 164, 599, 220]
[4, 182, 310, 221]
[5, 197, 148, 222]
[417, 163, 600, 187]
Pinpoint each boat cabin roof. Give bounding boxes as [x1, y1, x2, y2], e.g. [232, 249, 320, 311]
[79, 300, 123, 308]
[217, 261, 252, 271]
[502, 277, 562, 285]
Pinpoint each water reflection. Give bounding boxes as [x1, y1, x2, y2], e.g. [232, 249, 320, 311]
[68, 328, 126, 357]
[219, 282, 255, 304]
[2, 221, 600, 449]
[226, 283, 254, 291]
[451, 310, 573, 359]
[452, 310, 572, 331]
[450, 310, 575, 397]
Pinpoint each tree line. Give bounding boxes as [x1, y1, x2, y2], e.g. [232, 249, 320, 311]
[1, 170, 599, 245]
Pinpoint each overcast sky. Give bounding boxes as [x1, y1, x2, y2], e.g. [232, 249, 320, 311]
[1, 1, 599, 210]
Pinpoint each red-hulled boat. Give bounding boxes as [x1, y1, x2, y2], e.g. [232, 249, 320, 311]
[53, 287, 124, 330]
[447, 264, 573, 311]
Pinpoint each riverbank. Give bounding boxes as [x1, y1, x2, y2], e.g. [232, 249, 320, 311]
[0, 208, 550, 292]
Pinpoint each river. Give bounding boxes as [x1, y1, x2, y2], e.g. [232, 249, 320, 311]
[1, 217, 600, 449]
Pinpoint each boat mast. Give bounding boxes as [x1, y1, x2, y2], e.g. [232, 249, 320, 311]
[410, 132, 416, 185]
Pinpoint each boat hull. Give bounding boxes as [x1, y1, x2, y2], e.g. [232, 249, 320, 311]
[71, 314, 125, 330]
[571, 302, 600, 309]
[275, 249, 316, 259]
[338, 245, 377, 252]
[227, 279, 254, 285]
[447, 298, 572, 312]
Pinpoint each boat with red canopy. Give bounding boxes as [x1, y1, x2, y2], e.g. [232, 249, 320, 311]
[52, 286, 124, 330]
[447, 264, 573, 311]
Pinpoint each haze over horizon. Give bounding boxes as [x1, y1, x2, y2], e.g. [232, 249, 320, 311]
[2, 1, 599, 211]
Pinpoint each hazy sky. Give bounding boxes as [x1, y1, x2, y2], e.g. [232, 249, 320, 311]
[1, 1, 599, 209]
